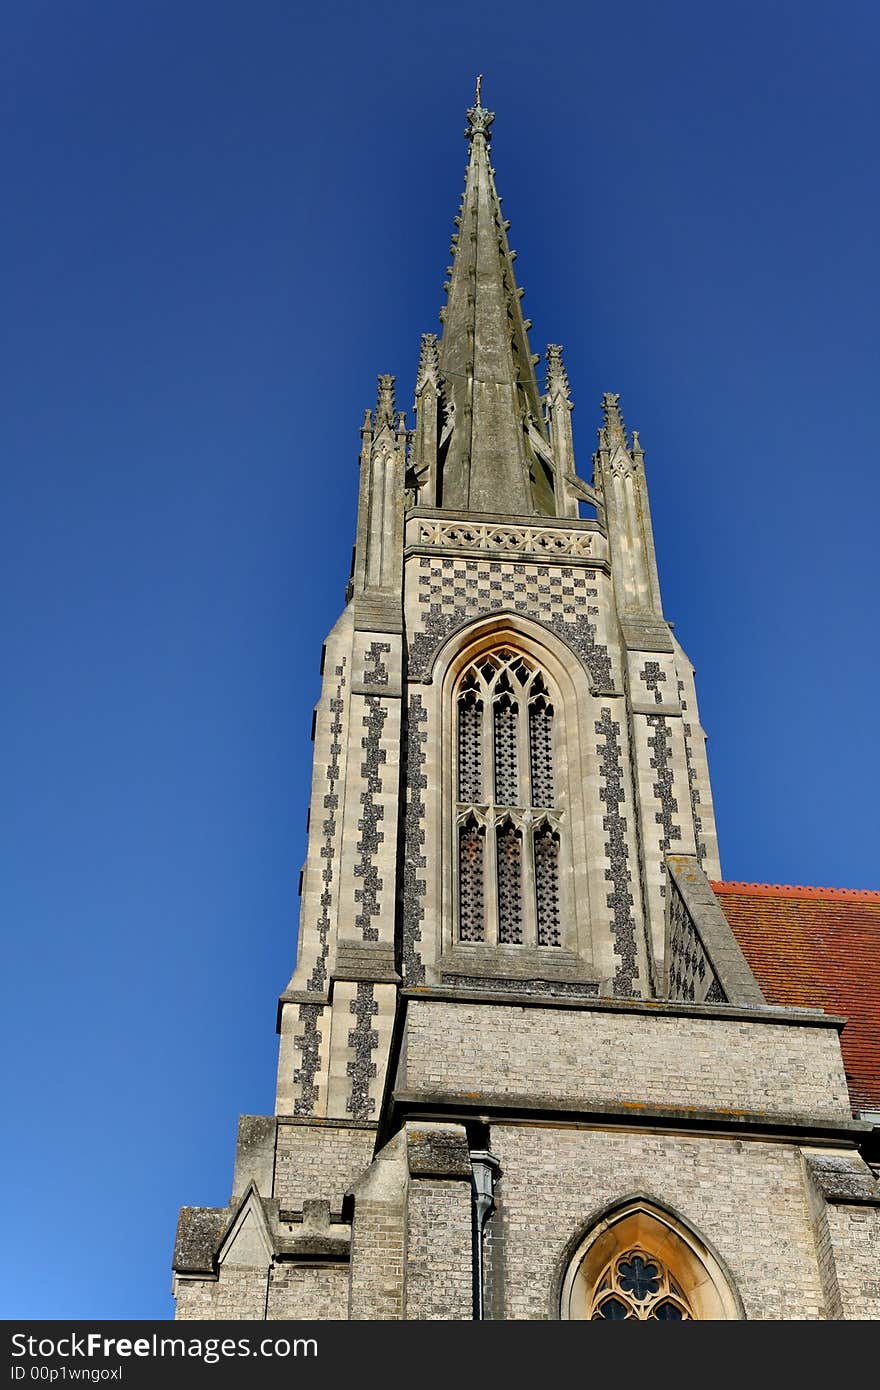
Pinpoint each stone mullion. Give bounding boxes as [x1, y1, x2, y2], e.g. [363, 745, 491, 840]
[482, 696, 499, 945]
[521, 817, 538, 947]
[480, 682, 495, 815]
[483, 814, 500, 948]
[520, 687, 539, 945]
[517, 690, 531, 810]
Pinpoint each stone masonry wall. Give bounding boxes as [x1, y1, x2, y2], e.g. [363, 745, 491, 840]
[266, 1265, 348, 1320]
[177, 1264, 349, 1321]
[398, 998, 852, 1123]
[627, 645, 697, 970]
[348, 1199, 405, 1319]
[809, 1197, 843, 1318]
[405, 1179, 473, 1320]
[175, 1268, 267, 1320]
[286, 611, 353, 1002]
[274, 1122, 375, 1214]
[173, 1279, 219, 1321]
[487, 1125, 826, 1319]
[825, 1205, 880, 1319]
[673, 636, 721, 879]
[404, 546, 615, 691]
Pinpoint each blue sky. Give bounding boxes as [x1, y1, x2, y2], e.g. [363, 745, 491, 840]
[2, 0, 878, 1319]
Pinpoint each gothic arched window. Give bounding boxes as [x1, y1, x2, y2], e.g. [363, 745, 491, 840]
[454, 648, 563, 947]
[559, 1200, 743, 1321]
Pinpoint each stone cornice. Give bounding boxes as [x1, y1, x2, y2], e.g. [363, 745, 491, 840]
[385, 1089, 871, 1150]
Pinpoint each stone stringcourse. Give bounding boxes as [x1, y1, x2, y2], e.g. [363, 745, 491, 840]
[417, 519, 595, 557]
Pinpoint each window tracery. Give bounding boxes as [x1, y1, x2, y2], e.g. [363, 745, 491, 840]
[458, 815, 485, 942]
[496, 820, 524, 943]
[589, 1248, 693, 1321]
[454, 648, 563, 947]
[457, 678, 482, 802]
[534, 824, 561, 947]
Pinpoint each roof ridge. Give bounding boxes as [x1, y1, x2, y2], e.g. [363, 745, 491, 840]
[711, 880, 880, 902]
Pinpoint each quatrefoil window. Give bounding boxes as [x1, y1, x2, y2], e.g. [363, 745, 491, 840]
[589, 1249, 692, 1321]
[617, 1255, 660, 1301]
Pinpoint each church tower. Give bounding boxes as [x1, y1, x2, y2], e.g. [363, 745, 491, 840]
[172, 92, 879, 1322]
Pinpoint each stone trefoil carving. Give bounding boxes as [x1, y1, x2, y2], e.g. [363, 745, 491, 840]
[417, 520, 594, 557]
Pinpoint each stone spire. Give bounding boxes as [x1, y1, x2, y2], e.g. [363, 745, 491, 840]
[409, 334, 442, 506]
[593, 391, 664, 626]
[600, 391, 628, 450]
[374, 374, 397, 432]
[414, 333, 441, 396]
[546, 343, 572, 406]
[434, 84, 555, 516]
[544, 344, 581, 518]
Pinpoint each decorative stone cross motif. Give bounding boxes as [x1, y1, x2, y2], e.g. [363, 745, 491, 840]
[640, 661, 667, 704]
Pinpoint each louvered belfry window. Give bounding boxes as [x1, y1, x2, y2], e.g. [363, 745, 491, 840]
[454, 649, 562, 946]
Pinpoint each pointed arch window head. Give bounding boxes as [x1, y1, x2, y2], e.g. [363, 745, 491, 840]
[454, 647, 562, 948]
[560, 1200, 743, 1321]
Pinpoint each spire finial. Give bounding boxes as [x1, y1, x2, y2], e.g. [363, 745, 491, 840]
[601, 392, 628, 448]
[375, 374, 396, 430]
[546, 344, 572, 405]
[466, 77, 494, 142]
[415, 333, 441, 397]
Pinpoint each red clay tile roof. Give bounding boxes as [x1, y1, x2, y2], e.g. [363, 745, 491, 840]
[711, 882, 880, 1114]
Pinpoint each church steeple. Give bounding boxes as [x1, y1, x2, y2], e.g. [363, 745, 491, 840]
[430, 83, 555, 516]
[173, 95, 769, 1328]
